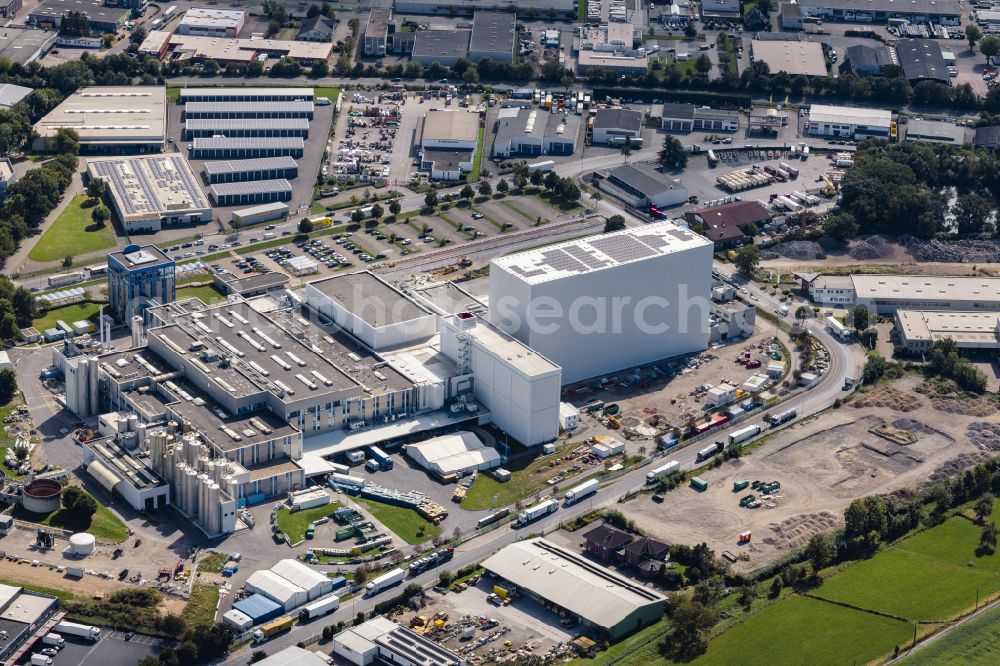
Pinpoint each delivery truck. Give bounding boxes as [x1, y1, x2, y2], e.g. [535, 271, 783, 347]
[768, 409, 797, 426]
[729, 424, 762, 446]
[299, 595, 340, 621]
[30, 655, 52, 666]
[253, 616, 294, 644]
[646, 460, 680, 484]
[55, 621, 100, 641]
[696, 442, 724, 462]
[563, 479, 599, 505]
[514, 498, 558, 527]
[365, 568, 405, 596]
[42, 633, 64, 648]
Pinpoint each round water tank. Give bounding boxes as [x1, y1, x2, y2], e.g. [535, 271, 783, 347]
[69, 532, 96, 556]
[22, 479, 63, 514]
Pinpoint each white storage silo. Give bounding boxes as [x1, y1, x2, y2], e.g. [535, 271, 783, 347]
[69, 533, 96, 556]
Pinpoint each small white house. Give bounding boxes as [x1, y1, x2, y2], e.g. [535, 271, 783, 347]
[559, 402, 580, 431]
[591, 437, 625, 459]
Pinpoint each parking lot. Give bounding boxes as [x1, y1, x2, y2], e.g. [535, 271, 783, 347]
[45, 631, 168, 666]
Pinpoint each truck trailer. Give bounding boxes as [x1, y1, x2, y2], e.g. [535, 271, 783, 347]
[646, 460, 680, 484]
[768, 409, 797, 426]
[696, 441, 724, 462]
[299, 595, 340, 621]
[729, 424, 762, 446]
[253, 616, 294, 644]
[367, 446, 393, 470]
[55, 621, 100, 641]
[42, 633, 64, 648]
[365, 568, 405, 596]
[514, 498, 558, 526]
[563, 479, 599, 505]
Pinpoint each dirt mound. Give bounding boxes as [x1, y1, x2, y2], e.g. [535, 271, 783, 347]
[931, 395, 997, 417]
[852, 387, 922, 412]
[768, 241, 826, 261]
[903, 236, 1000, 263]
[927, 452, 993, 483]
[966, 422, 1000, 450]
[849, 236, 895, 260]
[762, 512, 839, 550]
[893, 417, 955, 441]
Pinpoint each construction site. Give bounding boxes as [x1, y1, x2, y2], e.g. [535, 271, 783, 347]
[621, 375, 992, 571]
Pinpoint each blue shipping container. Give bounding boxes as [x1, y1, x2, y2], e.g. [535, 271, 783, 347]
[329, 576, 347, 590]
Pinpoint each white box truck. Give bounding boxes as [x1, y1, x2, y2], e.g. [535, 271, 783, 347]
[563, 479, 599, 505]
[30, 655, 52, 666]
[514, 498, 558, 527]
[299, 595, 340, 620]
[55, 621, 101, 641]
[42, 633, 64, 648]
[729, 424, 762, 446]
[646, 460, 680, 484]
[365, 568, 405, 596]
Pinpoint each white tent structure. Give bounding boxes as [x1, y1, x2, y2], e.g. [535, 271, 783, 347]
[270, 559, 334, 601]
[245, 569, 308, 611]
[405, 431, 501, 477]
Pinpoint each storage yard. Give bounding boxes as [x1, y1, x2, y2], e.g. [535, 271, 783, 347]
[623, 376, 990, 571]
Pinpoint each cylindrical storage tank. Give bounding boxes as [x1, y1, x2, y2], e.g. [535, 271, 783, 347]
[127, 414, 138, 432]
[198, 474, 209, 523]
[69, 532, 96, 556]
[76, 359, 89, 418]
[132, 315, 144, 348]
[22, 479, 63, 514]
[136, 423, 147, 452]
[185, 468, 198, 514]
[88, 358, 98, 417]
[207, 482, 221, 535]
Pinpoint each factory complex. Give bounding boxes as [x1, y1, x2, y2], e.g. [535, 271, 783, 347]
[32, 86, 167, 153]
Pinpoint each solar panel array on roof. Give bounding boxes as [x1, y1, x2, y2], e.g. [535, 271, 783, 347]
[588, 235, 657, 264]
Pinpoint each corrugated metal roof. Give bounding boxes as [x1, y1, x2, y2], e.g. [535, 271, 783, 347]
[233, 593, 282, 620]
[211, 179, 292, 197]
[185, 101, 314, 115]
[185, 118, 310, 132]
[245, 570, 307, 606]
[270, 559, 333, 596]
[193, 137, 304, 149]
[204, 156, 298, 175]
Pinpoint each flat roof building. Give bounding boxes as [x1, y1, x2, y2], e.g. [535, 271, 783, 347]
[750, 39, 827, 77]
[33, 86, 166, 153]
[575, 22, 646, 75]
[592, 108, 642, 146]
[490, 221, 712, 384]
[178, 7, 247, 37]
[214, 270, 290, 298]
[395, 0, 575, 16]
[364, 7, 392, 56]
[896, 39, 949, 84]
[191, 137, 305, 159]
[806, 103, 892, 139]
[469, 11, 516, 64]
[599, 164, 688, 210]
[0, 27, 56, 65]
[231, 202, 290, 226]
[854, 275, 1000, 314]
[481, 539, 667, 639]
[204, 156, 299, 184]
[493, 107, 579, 158]
[167, 33, 333, 63]
[88, 154, 210, 233]
[656, 103, 740, 133]
[905, 119, 967, 144]
[28, 0, 129, 33]
[210, 179, 293, 207]
[183, 101, 315, 120]
[184, 117, 310, 139]
[420, 110, 480, 151]
[253, 647, 328, 666]
[333, 616, 465, 666]
[179, 88, 315, 104]
[411, 30, 470, 66]
[795, 0, 961, 24]
[0, 83, 31, 110]
[895, 310, 1000, 352]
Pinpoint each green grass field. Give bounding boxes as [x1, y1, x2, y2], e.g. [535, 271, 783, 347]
[313, 86, 341, 105]
[468, 128, 486, 182]
[463, 443, 591, 510]
[185, 584, 220, 629]
[900, 602, 1000, 666]
[28, 195, 117, 263]
[816, 517, 1000, 621]
[13, 491, 130, 543]
[358, 498, 441, 545]
[275, 502, 343, 543]
[197, 551, 229, 574]
[33, 302, 103, 332]
[177, 284, 227, 305]
[692, 595, 913, 666]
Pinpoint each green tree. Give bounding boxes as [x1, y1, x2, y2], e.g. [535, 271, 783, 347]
[733, 245, 760, 277]
[604, 215, 626, 233]
[844, 495, 889, 554]
[91, 204, 110, 228]
[86, 177, 107, 202]
[60, 11, 91, 37]
[620, 136, 632, 164]
[981, 522, 998, 554]
[544, 170, 559, 191]
[460, 184, 475, 201]
[695, 53, 712, 75]
[424, 191, 438, 209]
[823, 212, 859, 242]
[371, 203, 384, 220]
[968, 23, 983, 51]
[298, 218, 314, 234]
[389, 200, 401, 218]
[795, 305, 812, 322]
[478, 180, 492, 197]
[307, 4, 321, 17]
[438, 569, 455, 587]
[158, 612, 186, 638]
[351, 209, 363, 223]
[659, 135, 688, 169]
[0, 314, 18, 343]
[981, 35, 1000, 60]
[513, 172, 527, 190]
[663, 598, 718, 660]
[496, 178, 509, 195]
[0, 368, 17, 404]
[62, 255, 73, 268]
[530, 170, 543, 187]
[805, 532, 836, 575]
[54, 127, 80, 154]
[975, 494, 995, 525]
[852, 305, 869, 332]
[249, 651, 269, 664]
[684, 22, 697, 39]
[954, 194, 993, 237]
[862, 350, 886, 384]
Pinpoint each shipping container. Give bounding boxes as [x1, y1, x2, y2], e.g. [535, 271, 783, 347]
[690, 476, 708, 491]
[253, 616, 294, 643]
[733, 479, 749, 492]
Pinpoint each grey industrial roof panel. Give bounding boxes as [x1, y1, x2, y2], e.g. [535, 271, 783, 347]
[470, 11, 516, 55]
[896, 39, 948, 82]
[594, 108, 642, 132]
[193, 137, 305, 149]
[204, 156, 298, 176]
[31, 0, 130, 22]
[412, 30, 470, 59]
[210, 179, 293, 197]
[185, 118, 310, 132]
[90, 154, 210, 218]
[185, 101, 315, 115]
[608, 164, 677, 196]
[0, 83, 31, 108]
[309, 271, 432, 326]
[179, 88, 315, 99]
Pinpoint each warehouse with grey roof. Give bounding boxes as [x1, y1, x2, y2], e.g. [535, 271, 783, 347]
[481, 539, 667, 639]
[469, 11, 516, 63]
[191, 137, 304, 159]
[184, 118, 310, 139]
[411, 30, 470, 66]
[210, 179, 293, 206]
[183, 101, 315, 120]
[203, 156, 299, 184]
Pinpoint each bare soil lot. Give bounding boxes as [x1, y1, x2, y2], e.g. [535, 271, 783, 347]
[623, 377, 992, 570]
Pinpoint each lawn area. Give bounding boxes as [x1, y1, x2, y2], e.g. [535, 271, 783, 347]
[463, 443, 591, 510]
[536, 191, 583, 213]
[185, 584, 220, 629]
[28, 195, 118, 262]
[177, 284, 227, 305]
[198, 551, 229, 574]
[468, 128, 486, 182]
[815, 517, 1000, 621]
[166, 87, 180, 103]
[900, 601, 1000, 666]
[33, 301, 104, 333]
[692, 595, 913, 666]
[275, 502, 343, 543]
[313, 86, 341, 105]
[502, 200, 536, 223]
[13, 491, 130, 543]
[358, 498, 441, 545]
[570, 617, 668, 666]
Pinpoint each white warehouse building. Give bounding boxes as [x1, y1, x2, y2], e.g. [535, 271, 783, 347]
[245, 569, 308, 611]
[489, 222, 714, 384]
[806, 104, 892, 139]
[269, 559, 334, 601]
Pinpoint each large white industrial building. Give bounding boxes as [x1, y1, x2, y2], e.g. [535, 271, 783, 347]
[800, 273, 1000, 314]
[489, 222, 714, 383]
[333, 616, 465, 666]
[405, 431, 502, 477]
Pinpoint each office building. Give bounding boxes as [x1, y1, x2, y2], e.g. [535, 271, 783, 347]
[895, 310, 1000, 352]
[87, 154, 211, 233]
[701, 0, 740, 19]
[32, 86, 166, 153]
[108, 244, 176, 322]
[411, 30, 470, 66]
[750, 39, 827, 77]
[575, 22, 646, 75]
[364, 7, 392, 56]
[779, 2, 803, 29]
[178, 7, 247, 37]
[592, 109, 642, 146]
[493, 107, 579, 158]
[481, 539, 667, 639]
[469, 11, 516, 63]
[656, 103, 740, 132]
[806, 103, 892, 138]
[489, 221, 713, 383]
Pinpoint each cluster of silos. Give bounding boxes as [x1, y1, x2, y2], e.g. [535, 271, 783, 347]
[147, 427, 238, 537]
[65, 355, 100, 418]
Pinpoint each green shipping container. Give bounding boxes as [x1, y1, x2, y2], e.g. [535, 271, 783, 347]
[691, 476, 708, 491]
[335, 526, 356, 541]
[603, 404, 620, 415]
[739, 494, 756, 507]
[733, 479, 749, 492]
